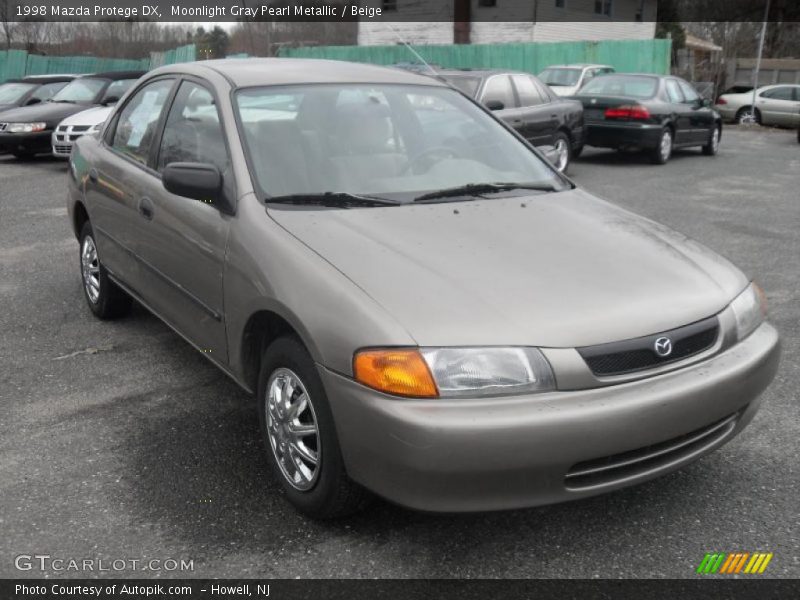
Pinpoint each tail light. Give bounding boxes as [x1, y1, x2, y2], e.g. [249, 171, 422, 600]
[604, 105, 651, 120]
[716, 97, 727, 105]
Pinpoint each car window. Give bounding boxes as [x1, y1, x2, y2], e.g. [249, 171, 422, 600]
[439, 75, 482, 98]
[157, 81, 228, 173]
[235, 83, 564, 200]
[677, 80, 700, 103]
[31, 82, 68, 101]
[539, 68, 582, 87]
[512, 75, 546, 106]
[0, 82, 36, 103]
[51, 78, 107, 103]
[760, 87, 795, 101]
[111, 79, 173, 166]
[665, 79, 684, 103]
[101, 79, 137, 104]
[578, 75, 658, 99]
[481, 75, 517, 109]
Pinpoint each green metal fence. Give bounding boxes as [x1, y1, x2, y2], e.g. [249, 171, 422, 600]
[0, 44, 196, 82]
[280, 39, 672, 76]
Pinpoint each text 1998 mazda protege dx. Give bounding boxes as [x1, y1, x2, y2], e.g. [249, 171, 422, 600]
[66, 59, 780, 518]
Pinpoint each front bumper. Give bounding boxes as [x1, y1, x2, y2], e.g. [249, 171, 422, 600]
[585, 121, 663, 150]
[714, 105, 739, 121]
[0, 131, 52, 155]
[321, 322, 780, 512]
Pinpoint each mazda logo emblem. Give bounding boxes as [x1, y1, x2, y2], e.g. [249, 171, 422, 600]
[654, 336, 673, 357]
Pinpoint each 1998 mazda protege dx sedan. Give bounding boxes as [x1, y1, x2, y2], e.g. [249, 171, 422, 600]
[66, 59, 780, 518]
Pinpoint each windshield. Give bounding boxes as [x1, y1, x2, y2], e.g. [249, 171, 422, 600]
[235, 83, 565, 203]
[578, 75, 658, 99]
[51, 78, 107, 103]
[0, 82, 35, 104]
[438, 75, 482, 98]
[539, 68, 581, 87]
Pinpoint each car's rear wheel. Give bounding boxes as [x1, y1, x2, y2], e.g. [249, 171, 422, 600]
[571, 144, 584, 158]
[735, 106, 760, 125]
[702, 125, 721, 156]
[257, 335, 371, 519]
[649, 128, 672, 164]
[79, 222, 132, 319]
[551, 132, 571, 173]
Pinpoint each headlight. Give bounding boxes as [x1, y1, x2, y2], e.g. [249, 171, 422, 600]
[7, 122, 47, 133]
[730, 282, 767, 341]
[354, 347, 555, 398]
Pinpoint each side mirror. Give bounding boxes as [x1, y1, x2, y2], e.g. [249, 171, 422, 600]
[485, 99, 505, 111]
[695, 97, 710, 108]
[25, 97, 42, 106]
[163, 162, 222, 205]
[101, 96, 119, 106]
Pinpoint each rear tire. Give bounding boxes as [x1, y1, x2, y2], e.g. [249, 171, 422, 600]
[257, 336, 371, 519]
[702, 125, 721, 156]
[79, 222, 132, 319]
[735, 106, 759, 125]
[571, 144, 584, 158]
[551, 131, 571, 173]
[649, 128, 672, 165]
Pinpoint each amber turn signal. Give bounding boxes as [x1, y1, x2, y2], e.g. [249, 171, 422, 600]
[353, 349, 439, 398]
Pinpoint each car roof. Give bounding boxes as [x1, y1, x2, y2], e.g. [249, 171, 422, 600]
[149, 58, 449, 88]
[19, 75, 77, 84]
[543, 64, 613, 69]
[78, 70, 147, 81]
[436, 68, 529, 78]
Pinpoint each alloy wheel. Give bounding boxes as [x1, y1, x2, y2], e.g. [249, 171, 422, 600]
[81, 236, 101, 304]
[660, 130, 672, 162]
[554, 138, 569, 172]
[266, 368, 321, 491]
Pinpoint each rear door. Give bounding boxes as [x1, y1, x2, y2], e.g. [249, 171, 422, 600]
[510, 74, 558, 146]
[757, 86, 800, 126]
[137, 79, 232, 360]
[664, 78, 693, 144]
[85, 77, 176, 292]
[480, 74, 525, 132]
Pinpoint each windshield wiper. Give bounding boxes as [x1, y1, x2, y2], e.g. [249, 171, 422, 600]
[413, 182, 557, 203]
[266, 192, 400, 208]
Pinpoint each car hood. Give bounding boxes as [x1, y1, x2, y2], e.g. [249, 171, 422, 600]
[57, 105, 113, 127]
[269, 189, 747, 348]
[0, 102, 92, 126]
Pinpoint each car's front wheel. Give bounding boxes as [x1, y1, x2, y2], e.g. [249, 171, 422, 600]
[649, 128, 673, 164]
[79, 222, 131, 319]
[702, 125, 721, 155]
[257, 335, 370, 519]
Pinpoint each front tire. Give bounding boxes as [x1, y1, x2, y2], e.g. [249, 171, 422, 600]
[702, 125, 721, 155]
[649, 128, 672, 164]
[735, 106, 759, 125]
[79, 222, 131, 319]
[257, 336, 370, 519]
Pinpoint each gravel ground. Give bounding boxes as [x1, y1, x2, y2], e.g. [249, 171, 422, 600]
[0, 124, 798, 579]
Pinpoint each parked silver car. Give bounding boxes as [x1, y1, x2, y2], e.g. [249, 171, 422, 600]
[715, 84, 800, 126]
[66, 59, 780, 518]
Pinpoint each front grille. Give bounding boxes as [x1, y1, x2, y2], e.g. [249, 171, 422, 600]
[57, 125, 68, 132]
[53, 144, 72, 155]
[578, 316, 719, 377]
[71, 125, 90, 132]
[565, 412, 739, 490]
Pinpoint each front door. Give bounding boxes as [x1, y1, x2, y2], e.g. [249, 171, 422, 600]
[135, 79, 232, 361]
[677, 79, 715, 144]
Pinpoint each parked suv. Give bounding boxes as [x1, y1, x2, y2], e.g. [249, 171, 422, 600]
[67, 59, 779, 518]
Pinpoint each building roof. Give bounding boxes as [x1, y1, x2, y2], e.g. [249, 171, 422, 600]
[684, 34, 723, 53]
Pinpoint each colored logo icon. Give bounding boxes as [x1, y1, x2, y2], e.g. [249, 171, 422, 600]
[696, 552, 773, 574]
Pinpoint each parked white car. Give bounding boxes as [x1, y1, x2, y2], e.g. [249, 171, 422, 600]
[715, 84, 800, 126]
[538, 64, 615, 97]
[52, 105, 113, 158]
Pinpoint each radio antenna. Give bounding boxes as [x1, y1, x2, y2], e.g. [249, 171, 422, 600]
[384, 22, 439, 78]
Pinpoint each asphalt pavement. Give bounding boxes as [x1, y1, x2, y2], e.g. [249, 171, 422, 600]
[0, 125, 798, 578]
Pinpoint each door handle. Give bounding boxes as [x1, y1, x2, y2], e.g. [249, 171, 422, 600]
[88, 168, 98, 183]
[138, 197, 154, 221]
